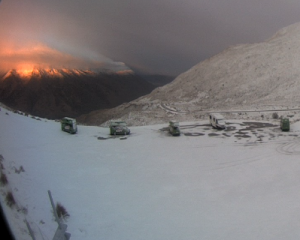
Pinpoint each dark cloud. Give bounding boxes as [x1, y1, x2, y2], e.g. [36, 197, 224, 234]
[1, 0, 300, 76]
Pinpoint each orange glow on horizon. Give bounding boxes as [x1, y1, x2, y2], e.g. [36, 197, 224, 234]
[16, 69, 33, 77]
[0, 42, 103, 71]
[0, 42, 131, 76]
[0, 43, 59, 71]
[15, 64, 35, 77]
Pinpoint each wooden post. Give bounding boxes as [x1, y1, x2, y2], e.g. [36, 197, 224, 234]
[48, 190, 71, 240]
[25, 219, 36, 240]
[48, 190, 62, 229]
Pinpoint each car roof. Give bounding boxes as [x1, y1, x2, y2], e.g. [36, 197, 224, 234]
[210, 113, 224, 119]
[62, 117, 75, 121]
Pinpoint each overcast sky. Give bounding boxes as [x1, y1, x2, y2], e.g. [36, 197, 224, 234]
[1, 0, 300, 76]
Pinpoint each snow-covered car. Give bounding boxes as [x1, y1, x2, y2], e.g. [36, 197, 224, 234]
[169, 120, 181, 136]
[61, 117, 77, 134]
[109, 120, 130, 135]
[280, 118, 290, 131]
[209, 113, 226, 129]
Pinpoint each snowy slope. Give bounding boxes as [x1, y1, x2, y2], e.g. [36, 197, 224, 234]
[163, 22, 300, 107]
[2, 107, 300, 240]
[79, 22, 300, 126]
[153, 22, 300, 108]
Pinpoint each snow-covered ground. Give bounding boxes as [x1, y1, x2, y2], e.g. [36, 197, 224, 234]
[2, 108, 300, 240]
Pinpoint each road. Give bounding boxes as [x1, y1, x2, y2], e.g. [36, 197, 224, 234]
[159, 102, 300, 114]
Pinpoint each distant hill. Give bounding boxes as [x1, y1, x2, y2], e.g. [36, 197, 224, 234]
[0, 68, 155, 119]
[139, 74, 175, 87]
[77, 22, 300, 126]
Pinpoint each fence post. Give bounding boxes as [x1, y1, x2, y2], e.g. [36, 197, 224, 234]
[48, 190, 71, 240]
[25, 219, 36, 240]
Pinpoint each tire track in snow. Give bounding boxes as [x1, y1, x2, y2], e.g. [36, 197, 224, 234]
[276, 138, 300, 155]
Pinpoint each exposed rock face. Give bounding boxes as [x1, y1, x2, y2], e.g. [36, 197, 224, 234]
[0, 68, 155, 119]
[78, 22, 300, 126]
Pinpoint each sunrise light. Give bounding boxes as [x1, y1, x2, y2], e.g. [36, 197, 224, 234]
[15, 64, 35, 78]
[0, 41, 131, 79]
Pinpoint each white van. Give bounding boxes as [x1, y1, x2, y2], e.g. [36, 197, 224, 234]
[209, 113, 226, 129]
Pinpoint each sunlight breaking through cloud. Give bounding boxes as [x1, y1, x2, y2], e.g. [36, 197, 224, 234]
[0, 42, 131, 72]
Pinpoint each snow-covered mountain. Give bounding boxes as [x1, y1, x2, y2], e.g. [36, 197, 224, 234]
[78, 22, 300, 126]
[1, 68, 96, 80]
[1, 67, 134, 80]
[0, 67, 155, 119]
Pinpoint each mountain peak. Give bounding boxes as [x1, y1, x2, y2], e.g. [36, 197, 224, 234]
[2, 68, 97, 80]
[1, 67, 134, 80]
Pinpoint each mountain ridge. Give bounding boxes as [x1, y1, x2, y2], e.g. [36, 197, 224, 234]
[1, 67, 134, 80]
[77, 22, 300, 126]
[0, 68, 155, 119]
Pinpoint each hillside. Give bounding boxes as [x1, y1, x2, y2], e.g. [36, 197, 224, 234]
[78, 22, 300, 126]
[138, 74, 175, 87]
[0, 68, 155, 119]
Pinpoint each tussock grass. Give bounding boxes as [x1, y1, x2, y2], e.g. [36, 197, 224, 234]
[0, 172, 8, 185]
[56, 202, 70, 220]
[6, 191, 15, 207]
[14, 166, 25, 174]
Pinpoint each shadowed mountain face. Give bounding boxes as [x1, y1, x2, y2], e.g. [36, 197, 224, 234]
[138, 74, 175, 87]
[0, 69, 155, 119]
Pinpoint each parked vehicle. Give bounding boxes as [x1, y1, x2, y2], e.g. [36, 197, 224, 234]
[169, 120, 181, 136]
[109, 120, 130, 135]
[61, 117, 77, 134]
[280, 118, 290, 131]
[209, 113, 226, 129]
